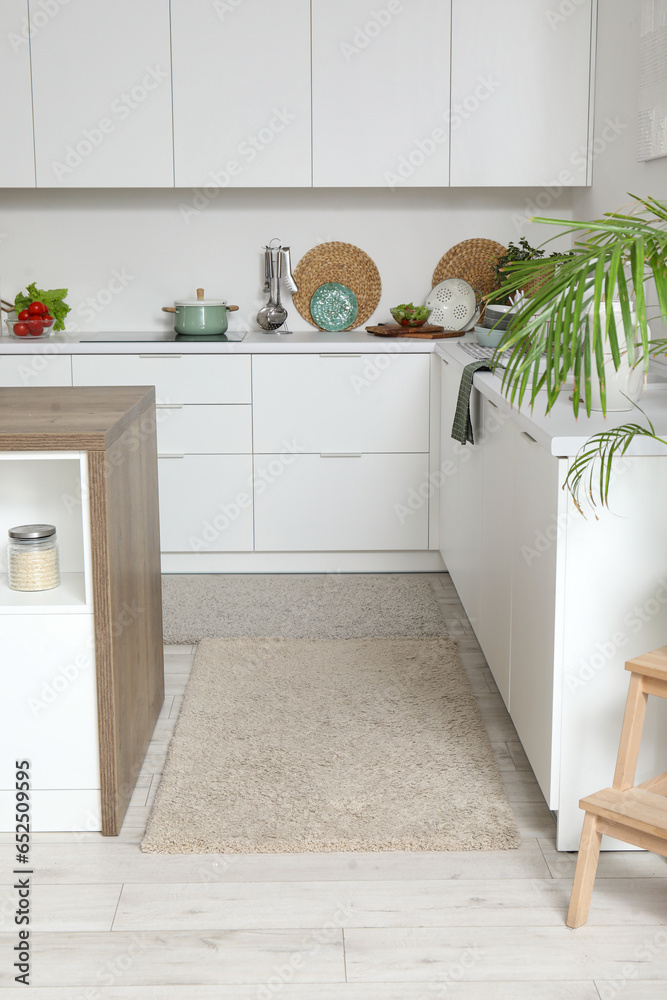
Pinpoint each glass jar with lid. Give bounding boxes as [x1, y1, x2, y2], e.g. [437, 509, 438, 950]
[7, 524, 61, 592]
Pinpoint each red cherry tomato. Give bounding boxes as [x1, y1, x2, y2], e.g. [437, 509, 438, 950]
[18, 308, 30, 320]
[42, 315, 54, 327]
[28, 301, 46, 315]
[27, 318, 44, 335]
[13, 322, 29, 336]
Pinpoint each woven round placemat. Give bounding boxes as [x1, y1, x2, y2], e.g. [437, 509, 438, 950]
[432, 239, 507, 297]
[293, 242, 381, 330]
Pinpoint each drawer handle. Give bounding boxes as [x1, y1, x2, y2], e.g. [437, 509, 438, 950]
[318, 353, 361, 358]
[139, 354, 183, 359]
[441, 357, 449, 366]
[158, 454, 185, 459]
[488, 400, 498, 409]
[156, 404, 184, 409]
[319, 453, 362, 458]
[521, 431, 537, 444]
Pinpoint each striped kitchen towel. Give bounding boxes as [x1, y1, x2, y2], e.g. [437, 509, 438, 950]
[451, 361, 491, 445]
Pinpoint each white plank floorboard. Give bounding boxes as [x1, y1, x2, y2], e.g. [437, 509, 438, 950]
[23, 840, 552, 884]
[112, 877, 667, 930]
[0, 883, 121, 932]
[0, 983, 604, 999]
[0, 929, 345, 987]
[343, 925, 667, 982]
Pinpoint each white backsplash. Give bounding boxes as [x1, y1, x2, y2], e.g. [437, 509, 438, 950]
[0, 186, 576, 334]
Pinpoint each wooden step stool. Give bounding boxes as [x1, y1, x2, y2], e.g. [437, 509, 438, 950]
[567, 646, 667, 928]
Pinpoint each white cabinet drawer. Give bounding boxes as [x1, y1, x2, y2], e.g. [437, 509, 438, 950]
[254, 453, 429, 551]
[252, 354, 430, 453]
[73, 355, 251, 404]
[156, 405, 251, 455]
[158, 455, 253, 552]
[0, 355, 71, 387]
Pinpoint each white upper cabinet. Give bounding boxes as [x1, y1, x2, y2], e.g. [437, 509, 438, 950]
[30, 0, 174, 187]
[0, 1, 35, 186]
[312, 0, 451, 187]
[450, 0, 594, 187]
[171, 0, 312, 188]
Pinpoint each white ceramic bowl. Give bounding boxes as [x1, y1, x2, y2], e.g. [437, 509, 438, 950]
[474, 324, 505, 349]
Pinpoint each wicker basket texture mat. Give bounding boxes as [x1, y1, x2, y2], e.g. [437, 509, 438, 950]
[293, 242, 382, 330]
[432, 238, 507, 298]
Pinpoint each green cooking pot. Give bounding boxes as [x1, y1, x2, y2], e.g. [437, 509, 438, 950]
[162, 288, 239, 336]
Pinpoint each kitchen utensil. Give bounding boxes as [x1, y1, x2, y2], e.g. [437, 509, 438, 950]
[262, 247, 270, 293]
[432, 239, 507, 298]
[473, 323, 506, 349]
[267, 249, 288, 329]
[366, 323, 461, 339]
[425, 278, 479, 331]
[292, 242, 381, 330]
[310, 283, 358, 331]
[483, 303, 515, 330]
[282, 247, 298, 293]
[162, 288, 238, 336]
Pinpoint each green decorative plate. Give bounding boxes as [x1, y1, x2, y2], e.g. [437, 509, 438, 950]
[309, 283, 358, 332]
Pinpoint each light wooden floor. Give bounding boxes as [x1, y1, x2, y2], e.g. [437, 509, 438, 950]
[2, 573, 666, 997]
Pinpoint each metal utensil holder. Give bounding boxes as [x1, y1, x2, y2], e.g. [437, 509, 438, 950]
[257, 239, 298, 334]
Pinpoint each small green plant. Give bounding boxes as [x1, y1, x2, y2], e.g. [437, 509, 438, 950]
[492, 238, 547, 305]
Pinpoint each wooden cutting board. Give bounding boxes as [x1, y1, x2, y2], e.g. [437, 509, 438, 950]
[366, 323, 466, 339]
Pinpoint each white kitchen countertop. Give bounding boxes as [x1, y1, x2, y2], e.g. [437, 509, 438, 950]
[0, 328, 444, 355]
[435, 337, 667, 458]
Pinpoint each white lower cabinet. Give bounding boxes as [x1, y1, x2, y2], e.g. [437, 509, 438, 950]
[438, 354, 667, 849]
[477, 398, 514, 708]
[254, 453, 429, 552]
[0, 355, 71, 387]
[509, 424, 560, 802]
[158, 455, 253, 553]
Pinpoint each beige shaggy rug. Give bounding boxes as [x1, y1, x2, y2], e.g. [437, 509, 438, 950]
[142, 637, 520, 854]
[161, 574, 447, 644]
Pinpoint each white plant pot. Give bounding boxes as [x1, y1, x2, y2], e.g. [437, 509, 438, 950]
[587, 303, 642, 411]
[588, 352, 643, 411]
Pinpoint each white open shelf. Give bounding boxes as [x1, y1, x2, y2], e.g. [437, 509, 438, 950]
[0, 572, 90, 613]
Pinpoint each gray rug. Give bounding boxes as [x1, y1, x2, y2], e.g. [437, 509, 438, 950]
[142, 636, 520, 854]
[162, 574, 447, 644]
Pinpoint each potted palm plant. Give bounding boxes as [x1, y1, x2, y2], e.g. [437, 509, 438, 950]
[486, 195, 667, 509]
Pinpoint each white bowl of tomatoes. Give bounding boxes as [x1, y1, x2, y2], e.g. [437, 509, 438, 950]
[7, 301, 56, 338]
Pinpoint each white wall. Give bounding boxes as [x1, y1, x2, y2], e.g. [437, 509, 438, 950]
[572, 0, 667, 220]
[0, 186, 575, 334]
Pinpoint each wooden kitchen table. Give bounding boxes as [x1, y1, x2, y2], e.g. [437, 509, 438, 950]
[0, 386, 164, 835]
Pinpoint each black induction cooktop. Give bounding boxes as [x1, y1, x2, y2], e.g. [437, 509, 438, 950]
[79, 330, 247, 343]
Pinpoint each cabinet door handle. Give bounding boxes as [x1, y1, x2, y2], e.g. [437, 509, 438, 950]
[521, 431, 537, 444]
[441, 357, 449, 366]
[488, 400, 498, 409]
[139, 354, 183, 359]
[319, 453, 362, 458]
[158, 454, 185, 459]
[156, 404, 184, 409]
[318, 353, 361, 358]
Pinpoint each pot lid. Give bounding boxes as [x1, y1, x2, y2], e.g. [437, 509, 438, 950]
[9, 523, 56, 540]
[174, 287, 226, 307]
